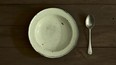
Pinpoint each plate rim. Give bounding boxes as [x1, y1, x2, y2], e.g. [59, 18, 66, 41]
[28, 8, 79, 58]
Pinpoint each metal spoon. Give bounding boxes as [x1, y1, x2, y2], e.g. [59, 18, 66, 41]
[85, 15, 95, 55]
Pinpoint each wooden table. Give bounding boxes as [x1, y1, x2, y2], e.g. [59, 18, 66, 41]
[0, 0, 116, 65]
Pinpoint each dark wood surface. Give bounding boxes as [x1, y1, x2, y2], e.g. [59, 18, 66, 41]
[0, 0, 116, 65]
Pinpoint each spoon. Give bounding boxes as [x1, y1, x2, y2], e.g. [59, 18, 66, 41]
[85, 15, 95, 55]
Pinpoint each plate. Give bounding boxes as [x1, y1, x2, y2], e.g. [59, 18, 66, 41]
[28, 8, 79, 58]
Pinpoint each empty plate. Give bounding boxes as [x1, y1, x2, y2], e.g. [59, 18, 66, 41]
[28, 8, 79, 58]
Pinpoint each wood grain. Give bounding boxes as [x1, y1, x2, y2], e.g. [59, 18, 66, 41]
[0, 48, 116, 65]
[0, 0, 116, 4]
[0, 5, 116, 26]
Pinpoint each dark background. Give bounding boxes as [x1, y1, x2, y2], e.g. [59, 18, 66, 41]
[0, 0, 116, 65]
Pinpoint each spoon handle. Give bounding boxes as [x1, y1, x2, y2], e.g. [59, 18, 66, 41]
[88, 29, 92, 55]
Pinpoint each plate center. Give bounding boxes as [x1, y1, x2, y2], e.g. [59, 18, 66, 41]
[35, 15, 72, 52]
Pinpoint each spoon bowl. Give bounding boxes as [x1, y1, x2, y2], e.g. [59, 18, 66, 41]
[86, 15, 95, 29]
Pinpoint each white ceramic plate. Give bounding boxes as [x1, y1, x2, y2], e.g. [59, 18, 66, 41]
[28, 8, 79, 58]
